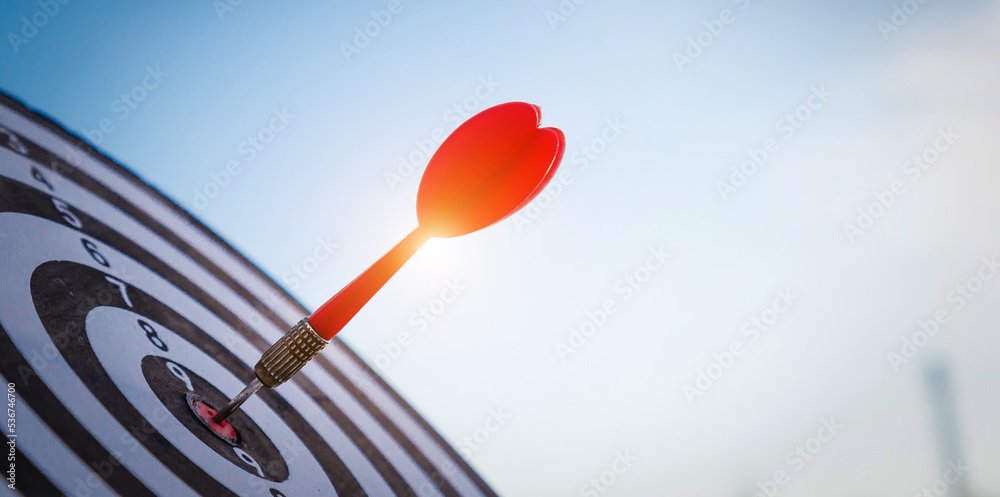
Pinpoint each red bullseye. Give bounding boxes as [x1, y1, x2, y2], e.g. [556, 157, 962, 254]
[187, 393, 240, 446]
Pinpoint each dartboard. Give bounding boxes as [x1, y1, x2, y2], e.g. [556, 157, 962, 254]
[0, 91, 496, 497]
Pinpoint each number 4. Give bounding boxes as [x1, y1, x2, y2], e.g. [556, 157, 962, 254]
[31, 166, 54, 191]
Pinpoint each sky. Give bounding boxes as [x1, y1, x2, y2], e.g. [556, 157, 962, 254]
[3, 0, 1000, 495]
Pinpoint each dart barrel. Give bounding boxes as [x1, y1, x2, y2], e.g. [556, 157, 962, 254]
[254, 318, 330, 388]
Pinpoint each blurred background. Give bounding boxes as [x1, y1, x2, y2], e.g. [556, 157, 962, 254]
[2, 0, 999, 495]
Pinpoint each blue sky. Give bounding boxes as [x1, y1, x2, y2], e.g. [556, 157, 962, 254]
[4, 0, 1000, 495]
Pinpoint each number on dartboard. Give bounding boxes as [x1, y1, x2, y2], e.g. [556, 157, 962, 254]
[0, 124, 29, 155]
[105, 275, 133, 308]
[138, 319, 169, 352]
[52, 198, 82, 229]
[233, 447, 265, 478]
[81, 237, 110, 267]
[31, 166, 54, 191]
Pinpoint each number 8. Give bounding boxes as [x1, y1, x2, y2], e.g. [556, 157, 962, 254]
[138, 319, 168, 352]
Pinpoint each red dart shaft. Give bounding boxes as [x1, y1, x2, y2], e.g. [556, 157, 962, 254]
[308, 227, 431, 340]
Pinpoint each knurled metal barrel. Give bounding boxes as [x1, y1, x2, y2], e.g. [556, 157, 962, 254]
[253, 318, 329, 388]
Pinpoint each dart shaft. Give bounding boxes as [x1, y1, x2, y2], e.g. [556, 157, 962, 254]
[213, 377, 262, 423]
[308, 228, 429, 340]
[217, 224, 428, 421]
[214, 318, 330, 423]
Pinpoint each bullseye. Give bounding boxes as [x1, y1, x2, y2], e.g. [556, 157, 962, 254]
[186, 393, 239, 446]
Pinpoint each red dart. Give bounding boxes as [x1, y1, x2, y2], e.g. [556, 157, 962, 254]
[214, 102, 564, 423]
[309, 101, 565, 338]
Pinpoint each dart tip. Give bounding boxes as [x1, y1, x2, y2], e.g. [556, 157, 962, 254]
[212, 377, 263, 424]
